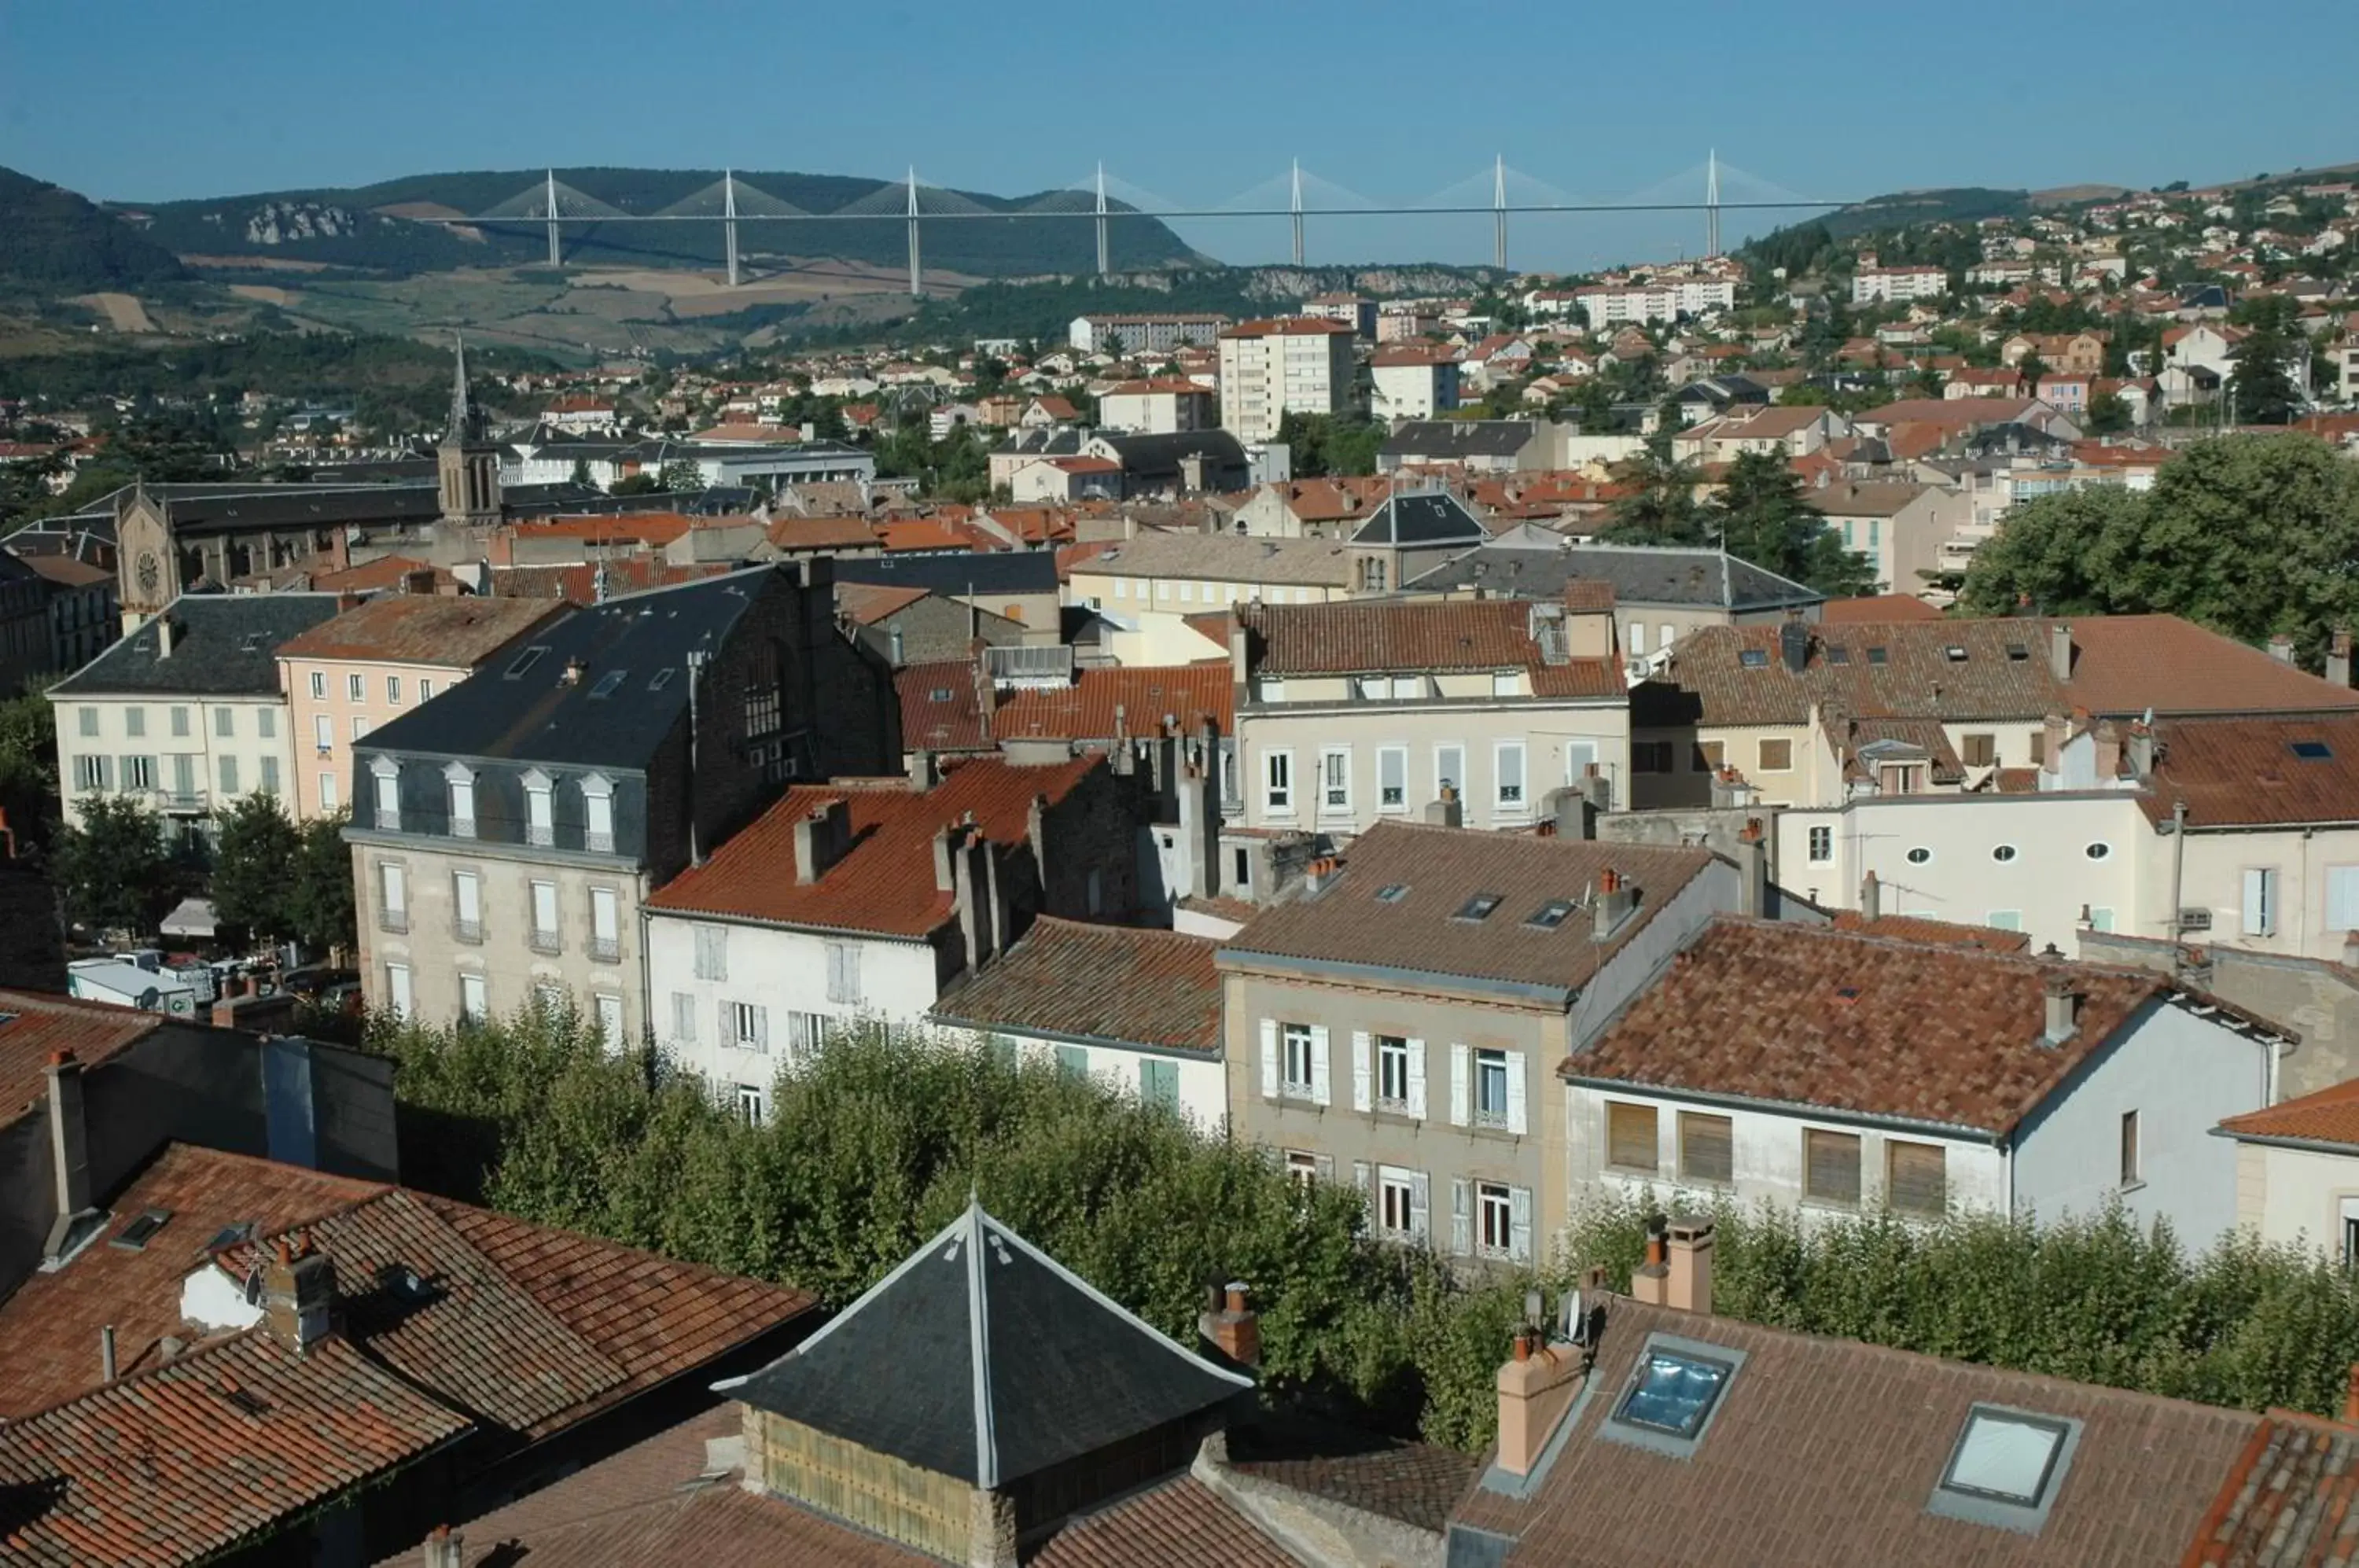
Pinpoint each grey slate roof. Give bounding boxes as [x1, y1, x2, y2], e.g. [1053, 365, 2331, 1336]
[1378, 421, 1537, 460]
[1350, 490, 1489, 547]
[135, 482, 443, 532]
[48, 593, 344, 698]
[359, 566, 780, 768]
[1087, 429, 1247, 482]
[835, 551, 1061, 595]
[729, 1202, 1249, 1489]
[1410, 543, 1823, 612]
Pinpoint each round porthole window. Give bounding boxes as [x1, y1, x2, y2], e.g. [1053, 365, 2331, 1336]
[2085, 842, 2112, 861]
[1992, 845, 2019, 863]
[1905, 847, 1933, 866]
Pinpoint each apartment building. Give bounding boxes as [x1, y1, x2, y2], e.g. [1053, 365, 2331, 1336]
[1232, 592, 1630, 837]
[346, 565, 895, 1041]
[1095, 377, 1216, 435]
[1809, 480, 1971, 595]
[1066, 533, 1358, 662]
[1575, 278, 1737, 326]
[1368, 343, 1463, 421]
[274, 594, 563, 819]
[1067, 311, 1229, 355]
[48, 594, 339, 836]
[1218, 318, 1359, 443]
[1851, 265, 1952, 304]
[1220, 824, 1743, 1260]
[1408, 542, 1824, 664]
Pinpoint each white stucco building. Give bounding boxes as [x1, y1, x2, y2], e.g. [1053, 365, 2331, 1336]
[1217, 318, 1358, 443]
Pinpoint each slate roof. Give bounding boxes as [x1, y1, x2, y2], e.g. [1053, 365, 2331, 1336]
[895, 661, 992, 753]
[272, 595, 561, 668]
[1087, 429, 1247, 481]
[1449, 1294, 2259, 1567]
[1349, 490, 1489, 547]
[1411, 542, 1822, 612]
[1378, 420, 1539, 459]
[731, 1202, 1250, 1489]
[47, 593, 342, 698]
[1227, 1411, 1481, 1533]
[992, 664, 1233, 743]
[1568, 918, 2174, 1136]
[2141, 714, 2359, 828]
[2215, 1074, 2359, 1152]
[931, 918, 1222, 1054]
[1236, 598, 1623, 696]
[0, 992, 160, 1134]
[138, 481, 442, 534]
[834, 550, 1060, 596]
[1220, 823, 1715, 996]
[647, 756, 1102, 937]
[362, 567, 782, 768]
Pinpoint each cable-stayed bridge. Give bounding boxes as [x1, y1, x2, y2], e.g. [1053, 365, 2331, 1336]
[425, 154, 1845, 296]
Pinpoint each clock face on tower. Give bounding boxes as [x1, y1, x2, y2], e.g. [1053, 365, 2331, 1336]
[136, 552, 160, 598]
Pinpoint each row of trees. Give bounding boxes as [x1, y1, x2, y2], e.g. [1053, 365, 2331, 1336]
[55, 793, 354, 952]
[1600, 446, 1879, 598]
[375, 1013, 2359, 1448]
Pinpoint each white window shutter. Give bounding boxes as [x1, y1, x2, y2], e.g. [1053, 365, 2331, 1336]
[719, 1002, 733, 1048]
[1448, 1043, 1470, 1127]
[1309, 1026, 1331, 1106]
[1407, 1039, 1427, 1120]
[1314, 1153, 1334, 1183]
[2243, 868, 2275, 937]
[1510, 1186, 1533, 1264]
[1259, 1018, 1279, 1099]
[1410, 1171, 1431, 1243]
[1505, 1050, 1528, 1136]
[1450, 1178, 1472, 1255]
[1351, 1031, 1373, 1113]
[753, 1007, 770, 1052]
[2331, 867, 2359, 934]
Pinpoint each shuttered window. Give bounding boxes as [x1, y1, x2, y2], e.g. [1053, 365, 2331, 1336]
[1887, 1140, 1947, 1216]
[1679, 1113, 1733, 1186]
[1607, 1102, 1658, 1172]
[1805, 1129, 1862, 1206]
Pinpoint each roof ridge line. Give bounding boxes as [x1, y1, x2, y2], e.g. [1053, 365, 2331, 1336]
[978, 1209, 1253, 1393]
[967, 1198, 999, 1489]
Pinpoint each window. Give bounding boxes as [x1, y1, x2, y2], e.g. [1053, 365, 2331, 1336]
[2119, 1110, 2141, 1187]
[1935, 1407, 2074, 1517]
[1375, 1035, 1418, 1112]
[1804, 1128, 1862, 1206]
[454, 870, 482, 940]
[1263, 749, 1294, 814]
[1757, 738, 1793, 771]
[259, 756, 279, 795]
[671, 992, 697, 1045]
[386, 676, 402, 705]
[124, 706, 145, 738]
[1285, 1150, 1320, 1187]
[217, 754, 238, 795]
[1632, 740, 1674, 773]
[595, 993, 624, 1051]
[1887, 1140, 1948, 1216]
[525, 777, 554, 846]
[530, 880, 560, 951]
[1281, 1021, 1318, 1097]
[447, 767, 476, 838]
[694, 923, 728, 981]
[2329, 867, 2359, 934]
[1680, 1112, 1732, 1185]
[326, 768, 345, 804]
[459, 972, 488, 1024]
[1963, 732, 1997, 767]
[2293, 739, 2336, 761]
[378, 862, 407, 933]
[385, 963, 412, 1020]
[787, 1011, 829, 1059]
[1495, 742, 1525, 808]
[590, 888, 620, 963]
[1807, 825, 1833, 863]
[308, 672, 326, 700]
[118, 754, 153, 791]
[1905, 846, 1933, 866]
[350, 716, 370, 742]
[1473, 1047, 1518, 1130]
[1054, 1043, 1088, 1079]
[257, 708, 274, 740]
[1525, 898, 1575, 930]
[1992, 844, 2019, 863]
[418, 679, 434, 702]
[1140, 1058, 1180, 1112]
[729, 1002, 769, 1053]
[1455, 893, 1503, 922]
[1320, 746, 1352, 813]
[73, 755, 107, 791]
[1378, 746, 1407, 810]
[2085, 841, 2112, 862]
[214, 706, 234, 739]
[371, 765, 398, 830]
[1613, 1347, 1735, 1440]
[1492, 672, 1523, 698]
[1475, 1181, 1524, 1260]
[583, 775, 615, 852]
[735, 1084, 767, 1126]
[347, 673, 365, 702]
[1435, 745, 1465, 802]
[1609, 1102, 1660, 1172]
[77, 706, 98, 738]
[1739, 649, 1769, 669]
[2243, 867, 2278, 937]
[313, 715, 333, 753]
[825, 941, 862, 1004]
[169, 706, 189, 738]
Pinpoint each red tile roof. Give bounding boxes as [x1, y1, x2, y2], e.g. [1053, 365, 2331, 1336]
[2216, 1073, 2359, 1150]
[992, 665, 1232, 742]
[932, 918, 1221, 1052]
[834, 581, 931, 625]
[1239, 598, 1621, 698]
[1817, 593, 1944, 623]
[2068, 619, 2359, 720]
[895, 661, 991, 753]
[2141, 714, 2359, 829]
[1570, 918, 2167, 1135]
[647, 756, 1104, 937]
[2184, 1410, 2359, 1563]
[1827, 911, 2033, 952]
[274, 595, 562, 668]
[491, 560, 729, 604]
[308, 554, 460, 594]
[764, 514, 876, 551]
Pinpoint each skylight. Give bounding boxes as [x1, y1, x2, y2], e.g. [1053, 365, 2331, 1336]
[110, 1209, 171, 1251]
[2006, 643, 2030, 661]
[1867, 647, 1890, 664]
[1455, 893, 1504, 922]
[504, 646, 550, 679]
[1945, 646, 1968, 661]
[588, 668, 629, 698]
[1827, 646, 1851, 664]
[1739, 649, 1770, 668]
[1939, 1408, 2073, 1513]
[649, 668, 676, 691]
[1376, 883, 1410, 903]
[2292, 740, 2334, 760]
[1612, 1349, 1734, 1440]
[1526, 899, 1577, 929]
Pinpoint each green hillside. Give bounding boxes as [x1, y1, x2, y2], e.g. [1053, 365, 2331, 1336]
[0, 166, 189, 290]
[116, 166, 1207, 279]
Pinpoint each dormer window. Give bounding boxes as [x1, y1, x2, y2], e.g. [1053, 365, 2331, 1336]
[443, 762, 477, 840]
[523, 768, 554, 847]
[581, 773, 616, 853]
[370, 756, 399, 831]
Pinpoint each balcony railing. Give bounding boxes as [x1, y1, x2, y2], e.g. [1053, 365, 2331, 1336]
[451, 815, 477, 840]
[526, 824, 554, 847]
[528, 929, 562, 955]
[153, 789, 209, 814]
[585, 830, 615, 854]
[377, 910, 408, 935]
[588, 937, 621, 965]
[455, 918, 484, 944]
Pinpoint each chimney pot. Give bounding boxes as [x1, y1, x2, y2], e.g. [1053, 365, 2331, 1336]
[1665, 1218, 1715, 1315]
[2048, 622, 2073, 683]
[1860, 870, 1881, 921]
[1200, 1280, 1260, 1370]
[2042, 974, 2080, 1044]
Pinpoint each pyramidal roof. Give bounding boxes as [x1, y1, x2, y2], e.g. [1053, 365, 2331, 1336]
[725, 1200, 1251, 1489]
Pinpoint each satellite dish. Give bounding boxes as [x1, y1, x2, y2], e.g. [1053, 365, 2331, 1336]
[1559, 1287, 1588, 1345]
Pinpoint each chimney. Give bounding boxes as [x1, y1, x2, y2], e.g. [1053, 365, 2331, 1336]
[1593, 867, 1638, 941]
[155, 616, 175, 657]
[1860, 870, 1881, 922]
[2333, 631, 2355, 689]
[1629, 1213, 1671, 1305]
[403, 568, 437, 596]
[1779, 612, 1809, 675]
[1228, 620, 1250, 686]
[2041, 975, 2080, 1046]
[2092, 719, 2122, 782]
[1304, 856, 1339, 896]
[2041, 712, 2067, 775]
[561, 655, 587, 686]
[101, 1324, 116, 1383]
[2344, 931, 2359, 970]
[1026, 791, 1049, 891]
[2269, 633, 2297, 664]
[1199, 1282, 1260, 1370]
[1424, 783, 1463, 829]
[2048, 622, 2073, 682]
[792, 800, 851, 885]
[337, 590, 364, 613]
[1734, 819, 1768, 918]
[1494, 1325, 1587, 1478]
[1665, 1218, 1714, 1315]
[2125, 721, 2155, 779]
[421, 1526, 466, 1568]
[933, 823, 963, 893]
[1551, 786, 1596, 841]
[44, 1051, 92, 1254]
[261, 1234, 337, 1355]
[2344, 1364, 2359, 1426]
[907, 748, 937, 790]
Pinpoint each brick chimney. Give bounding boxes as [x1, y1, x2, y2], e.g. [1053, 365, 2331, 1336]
[1665, 1219, 1713, 1314]
[261, 1234, 337, 1355]
[1629, 1213, 1671, 1305]
[1860, 870, 1881, 921]
[1199, 1282, 1260, 1370]
[2041, 712, 2068, 774]
[2125, 721, 2155, 778]
[2092, 720, 2122, 782]
[42, 1051, 93, 1261]
[1495, 1327, 1587, 1478]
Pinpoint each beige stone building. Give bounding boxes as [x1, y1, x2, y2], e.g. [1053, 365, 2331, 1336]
[1217, 318, 1359, 442]
[275, 594, 563, 820]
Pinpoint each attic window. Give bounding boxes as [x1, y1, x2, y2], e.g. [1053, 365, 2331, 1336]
[377, 1262, 440, 1305]
[1945, 646, 1968, 661]
[2006, 643, 2030, 661]
[206, 1220, 257, 1253]
[1608, 1342, 1738, 1447]
[110, 1209, 171, 1250]
[504, 646, 550, 679]
[1455, 893, 1504, 922]
[929, 687, 953, 703]
[1526, 899, 1577, 930]
[1927, 1405, 2081, 1533]
[1867, 647, 1890, 664]
[1375, 883, 1411, 904]
[588, 668, 629, 698]
[648, 668, 676, 691]
[2292, 741, 2334, 760]
[1739, 649, 1770, 669]
[1827, 646, 1851, 664]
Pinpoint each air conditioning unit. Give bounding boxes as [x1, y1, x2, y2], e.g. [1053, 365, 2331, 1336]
[2176, 908, 2213, 933]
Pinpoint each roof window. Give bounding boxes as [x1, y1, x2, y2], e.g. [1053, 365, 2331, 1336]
[1526, 898, 1577, 930]
[504, 646, 550, 679]
[110, 1209, 171, 1251]
[1866, 646, 1889, 664]
[2006, 642, 2030, 661]
[1927, 1404, 2081, 1533]
[1945, 646, 1968, 661]
[1376, 883, 1411, 903]
[1739, 649, 1770, 668]
[648, 668, 676, 691]
[1455, 893, 1504, 922]
[1827, 646, 1851, 664]
[1614, 1348, 1733, 1439]
[588, 668, 629, 698]
[206, 1220, 257, 1253]
[2292, 740, 2333, 760]
[929, 687, 953, 703]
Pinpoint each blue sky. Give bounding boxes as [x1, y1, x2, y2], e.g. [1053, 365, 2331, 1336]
[6, 0, 2356, 269]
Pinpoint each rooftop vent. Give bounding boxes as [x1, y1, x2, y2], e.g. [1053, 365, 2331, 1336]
[110, 1209, 171, 1251]
[1376, 883, 1410, 904]
[1866, 646, 1889, 664]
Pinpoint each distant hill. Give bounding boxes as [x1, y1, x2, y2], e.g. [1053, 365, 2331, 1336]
[1816, 186, 2030, 239]
[0, 165, 188, 290]
[110, 166, 1209, 279]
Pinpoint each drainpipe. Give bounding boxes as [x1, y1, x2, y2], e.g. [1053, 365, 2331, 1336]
[686, 650, 708, 867]
[2167, 797, 2188, 977]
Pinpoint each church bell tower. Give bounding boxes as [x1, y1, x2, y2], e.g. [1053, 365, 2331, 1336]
[436, 336, 503, 530]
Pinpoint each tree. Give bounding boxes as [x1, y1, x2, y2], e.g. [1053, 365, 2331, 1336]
[0, 686, 58, 849]
[657, 459, 706, 493]
[2084, 390, 2133, 436]
[1707, 451, 1876, 597]
[568, 457, 594, 488]
[1598, 444, 1707, 546]
[609, 473, 664, 495]
[209, 793, 301, 949]
[289, 808, 357, 959]
[2228, 296, 2305, 425]
[53, 795, 172, 933]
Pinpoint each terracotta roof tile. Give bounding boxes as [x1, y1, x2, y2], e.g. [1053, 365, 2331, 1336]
[274, 595, 562, 668]
[933, 918, 1220, 1052]
[1818, 593, 1944, 623]
[2217, 1074, 2359, 1150]
[491, 560, 730, 604]
[764, 514, 876, 551]
[834, 581, 930, 625]
[2067, 618, 2359, 718]
[2141, 714, 2359, 828]
[1569, 918, 2163, 1135]
[2183, 1411, 2359, 1563]
[894, 661, 991, 753]
[1239, 598, 1621, 696]
[0, 992, 160, 1134]
[646, 756, 1104, 937]
[1227, 1411, 1480, 1532]
[992, 664, 1232, 743]
[1827, 911, 2033, 952]
[1032, 1474, 1297, 1568]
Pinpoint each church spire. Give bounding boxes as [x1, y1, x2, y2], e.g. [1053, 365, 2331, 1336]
[445, 333, 480, 444]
